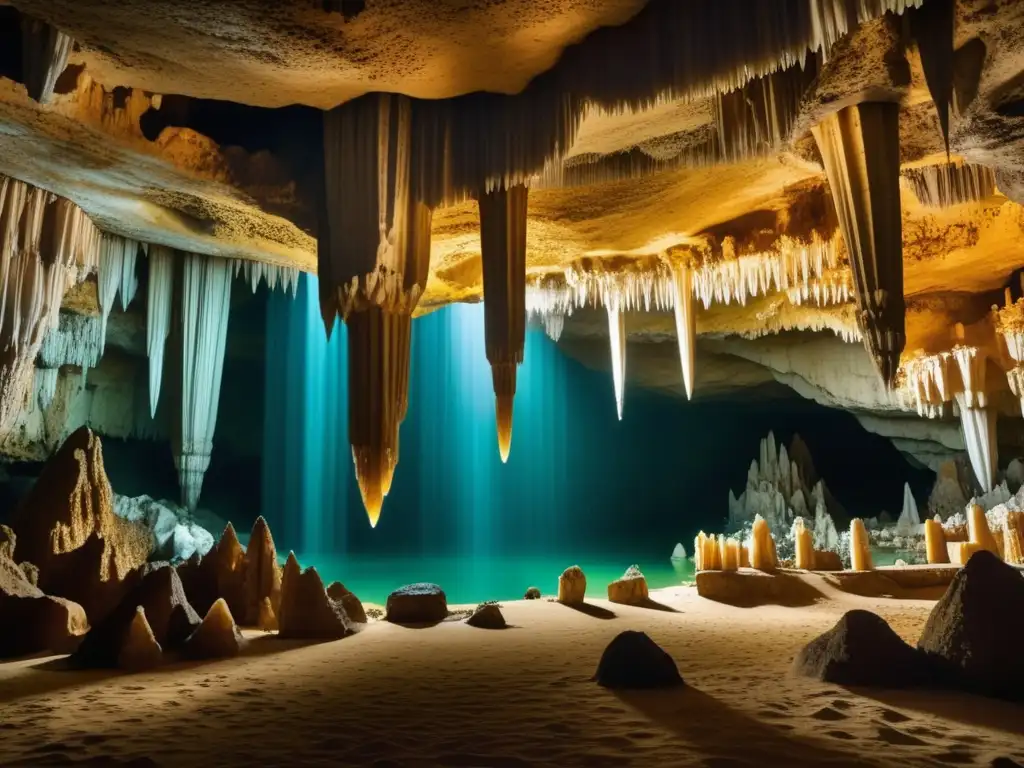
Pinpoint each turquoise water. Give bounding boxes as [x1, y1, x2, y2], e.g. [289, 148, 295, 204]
[290, 552, 696, 605]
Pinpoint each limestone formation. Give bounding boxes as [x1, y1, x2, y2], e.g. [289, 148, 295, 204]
[11, 427, 150, 622]
[557, 565, 586, 605]
[20, 15, 73, 105]
[918, 550, 1024, 700]
[670, 263, 696, 400]
[146, 245, 174, 419]
[183, 598, 244, 659]
[326, 581, 367, 624]
[607, 565, 649, 605]
[849, 519, 873, 571]
[594, 631, 684, 689]
[607, 300, 626, 420]
[257, 596, 279, 632]
[117, 607, 163, 672]
[466, 603, 507, 630]
[385, 582, 448, 625]
[176, 522, 246, 620]
[478, 184, 529, 462]
[278, 552, 353, 640]
[812, 103, 904, 386]
[895, 483, 921, 536]
[73, 564, 200, 668]
[793, 610, 927, 687]
[243, 516, 282, 627]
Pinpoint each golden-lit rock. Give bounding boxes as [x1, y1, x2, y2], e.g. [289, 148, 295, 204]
[607, 565, 649, 605]
[750, 515, 776, 572]
[326, 581, 367, 624]
[118, 607, 162, 672]
[557, 565, 587, 605]
[184, 598, 244, 659]
[257, 596, 279, 632]
[925, 518, 950, 565]
[849, 518, 873, 571]
[278, 553, 353, 639]
[243, 516, 281, 626]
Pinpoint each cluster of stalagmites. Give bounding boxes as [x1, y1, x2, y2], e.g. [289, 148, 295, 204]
[794, 550, 1024, 702]
[0, 428, 367, 666]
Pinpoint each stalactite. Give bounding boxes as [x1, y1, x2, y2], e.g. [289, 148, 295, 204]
[146, 245, 174, 419]
[173, 252, 232, 512]
[232, 258, 301, 297]
[902, 163, 996, 208]
[0, 176, 100, 433]
[607, 300, 626, 421]
[346, 307, 411, 528]
[20, 15, 73, 105]
[670, 263, 696, 400]
[478, 184, 528, 463]
[953, 345, 997, 493]
[98, 235, 140, 348]
[909, 0, 955, 157]
[35, 310, 103, 407]
[321, 92, 434, 527]
[812, 103, 905, 387]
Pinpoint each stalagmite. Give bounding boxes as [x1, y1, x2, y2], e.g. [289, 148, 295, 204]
[794, 518, 814, 570]
[670, 262, 696, 400]
[20, 16, 73, 105]
[705, 533, 721, 571]
[0, 177, 100, 434]
[478, 184, 528, 463]
[607, 300, 626, 421]
[321, 93, 433, 527]
[146, 245, 174, 418]
[849, 518, 873, 571]
[948, 540, 981, 566]
[1004, 511, 1024, 565]
[750, 514, 776, 572]
[952, 346, 997, 493]
[925, 517, 949, 564]
[812, 103, 904, 386]
[967, 503, 1000, 557]
[739, 544, 750, 568]
[694, 531, 706, 570]
[173, 253, 232, 512]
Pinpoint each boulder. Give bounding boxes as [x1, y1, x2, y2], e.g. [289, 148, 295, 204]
[72, 564, 200, 668]
[10, 428, 150, 622]
[243, 517, 281, 626]
[793, 609, 928, 687]
[466, 603, 506, 629]
[257, 596, 278, 631]
[0, 548, 88, 657]
[917, 550, 1024, 700]
[278, 552, 353, 640]
[385, 583, 448, 624]
[524, 586, 541, 600]
[183, 598, 244, 659]
[594, 631, 684, 689]
[557, 565, 586, 604]
[607, 564, 649, 605]
[326, 581, 367, 623]
[117, 607, 162, 672]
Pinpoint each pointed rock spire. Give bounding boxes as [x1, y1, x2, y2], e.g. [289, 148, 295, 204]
[117, 607, 162, 672]
[20, 16, 73, 105]
[812, 102, 905, 387]
[243, 516, 281, 626]
[670, 263, 696, 400]
[607, 300, 626, 420]
[478, 184, 528, 462]
[184, 598, 243, 659]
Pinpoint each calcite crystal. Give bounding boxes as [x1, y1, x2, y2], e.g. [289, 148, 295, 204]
[849, 518, 873, 571]
[750, 514, 776, 572]
[924, 517, 949, 564]
[812, 103, 904, 387]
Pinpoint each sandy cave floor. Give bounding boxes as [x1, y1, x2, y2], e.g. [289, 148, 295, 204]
[1, 587, 1022, 768]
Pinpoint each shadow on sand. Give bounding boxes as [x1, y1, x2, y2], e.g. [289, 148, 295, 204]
[614, 685, 879, 768]
[846, 685, 1024, 738]
[561, 602, 617, 620]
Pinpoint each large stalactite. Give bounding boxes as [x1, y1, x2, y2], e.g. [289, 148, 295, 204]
[478, 184, 528, 463]
[0, 176, 99, 437]
[320, 93, 433, 527]
[812, 102, 904, 387]
[146, 245, 174, 418]
[670, 263, 696, 400]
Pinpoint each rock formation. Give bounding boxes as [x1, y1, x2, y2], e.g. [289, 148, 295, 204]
[385, 582, 448, 625]
[466, 603, 507, 630]
[793, 610, 928, 687]
[243, 516, 281, 627]
[11, 427, 150, 621]
[117, 607, 163, 672]
[278, 552, 353, 640]
[326, 581, 367, 624]
[594, 631, 684, 689]
[183, 598, 244, 660]
[895, 482, 921, 536]
[19, 14, 74, 105]
[607, 565, 649, 605]
[557, 565, 586, 605]
[176, 522, 246, 620]
[918, 550, 1024, 700]
[524, 586, 541, 600]
[114, 494, 214, 563]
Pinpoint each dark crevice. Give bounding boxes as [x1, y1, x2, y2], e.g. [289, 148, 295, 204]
[0, 7, 24, 84]
[953, 37, 987, 114]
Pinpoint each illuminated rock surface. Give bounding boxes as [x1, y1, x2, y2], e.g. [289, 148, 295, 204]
[607, 565, 649, 605]
[184, 598, 244, 660]
[557, 565, 587, 605]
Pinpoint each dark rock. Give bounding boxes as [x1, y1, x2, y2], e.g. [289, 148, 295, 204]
[184, 598, 244, 659]
[594, 630, 684, 689]
[918, 550, 1024, 700]
[278, 552, 353, 640]
[117, 607, 162, 671]
[385, 582, 447, 624]
[794, 609, 928, 687]
[466, 603, 506, 629]
[327, 581, 367, 623]
[72, 564, 200, 668]
[524, 586, 541, 600]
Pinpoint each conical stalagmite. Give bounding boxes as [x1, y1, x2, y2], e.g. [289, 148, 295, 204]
[670, 263, 696, 399]
[320, 93, 434, 528]
[478, 184, 528, 462]
[607, 300, 626, 420]
[812, 103, 904, 387]
[20, 16, 73, 105]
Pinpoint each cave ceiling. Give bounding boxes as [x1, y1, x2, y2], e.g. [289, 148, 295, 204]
[5, 0, 1024, 470]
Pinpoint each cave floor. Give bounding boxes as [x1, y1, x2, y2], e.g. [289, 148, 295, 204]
[1, 587, 1021, 767]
